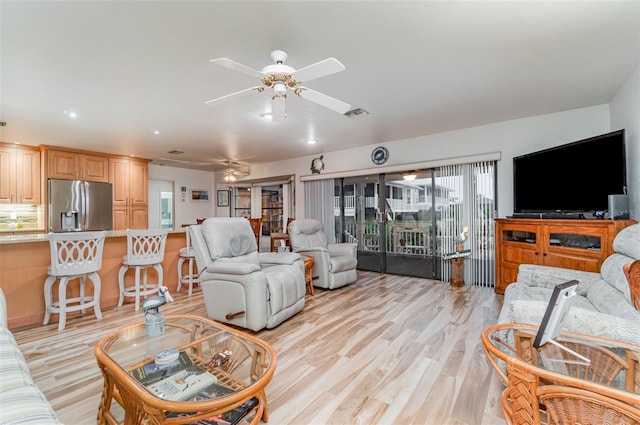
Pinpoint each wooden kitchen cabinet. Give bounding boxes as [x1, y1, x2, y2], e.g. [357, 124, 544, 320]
[110, 157, 149, 230]
[494, 218, 636, 294]
[45, 148, 109, 182]
[0, 144, 41, 204]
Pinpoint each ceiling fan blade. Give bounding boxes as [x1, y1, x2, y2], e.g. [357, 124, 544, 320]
[272, 93, 286, 121]
[293, 86, 351, 114]
[291, 58, 345, 83]
[209, 58, 266, 78]
[204, 86, 264, 105]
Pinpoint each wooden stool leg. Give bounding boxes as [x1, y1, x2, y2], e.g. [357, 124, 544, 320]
[43, 275, 56, 325]
[79, 276, 87, 315]
[117, 265, 127, 307]
[188, 258, 194, 296]
[177, 256, 185, 292]
[57, 277, 68, 331]
[90, 272, 103, 320]
[135, 267, 142, 312]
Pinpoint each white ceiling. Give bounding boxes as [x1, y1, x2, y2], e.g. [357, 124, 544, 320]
[2, 1, 639, 172]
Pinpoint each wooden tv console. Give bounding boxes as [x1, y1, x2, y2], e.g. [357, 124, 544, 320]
[495, 218, 636, 294]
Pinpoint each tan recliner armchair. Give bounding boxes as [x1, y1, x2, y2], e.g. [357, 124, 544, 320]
[288, 219, 358, 290]
[189, 217, 306, 331]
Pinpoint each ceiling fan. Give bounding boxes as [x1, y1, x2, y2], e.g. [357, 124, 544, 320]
[205, 50, 351, 120]
[215, 160, 250, 182]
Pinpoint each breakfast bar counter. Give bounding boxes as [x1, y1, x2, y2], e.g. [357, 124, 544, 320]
[0, 229, 189, 329]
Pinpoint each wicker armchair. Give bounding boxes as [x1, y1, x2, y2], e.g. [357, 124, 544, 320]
[538, 385, 640, 425]
[502, 355, 640, 425]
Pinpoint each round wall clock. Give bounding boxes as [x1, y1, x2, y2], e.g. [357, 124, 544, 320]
[310, 155, 325, 174]
[371, 146, 389, 165]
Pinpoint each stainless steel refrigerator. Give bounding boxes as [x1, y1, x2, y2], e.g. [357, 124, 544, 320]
[48, 179, 113, 232]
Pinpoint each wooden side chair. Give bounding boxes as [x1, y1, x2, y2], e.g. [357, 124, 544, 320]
[248, 218, 262, 249]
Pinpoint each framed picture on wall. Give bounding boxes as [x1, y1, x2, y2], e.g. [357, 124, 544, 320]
[190, 189, 209, 202]
[216, 190, 229, 207]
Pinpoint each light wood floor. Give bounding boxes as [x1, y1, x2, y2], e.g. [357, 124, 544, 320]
[12, 271, 507, 425]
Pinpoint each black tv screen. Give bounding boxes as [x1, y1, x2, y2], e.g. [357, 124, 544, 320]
[514, 130, 626, 213]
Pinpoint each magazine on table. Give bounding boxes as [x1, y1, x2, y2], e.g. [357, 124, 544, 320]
[145, 367, 220, 402]
[165, 383, 259, 425]
[130, 350, 194, 386]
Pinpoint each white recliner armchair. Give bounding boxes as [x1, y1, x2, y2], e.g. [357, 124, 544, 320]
[288, 219, 358, 290]
[189, 217, 306, 331]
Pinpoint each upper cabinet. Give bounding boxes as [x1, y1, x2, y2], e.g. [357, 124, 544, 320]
[0, 144, 41, 204]
[110, 157, 149, 230]
[45, 148, 109, 182]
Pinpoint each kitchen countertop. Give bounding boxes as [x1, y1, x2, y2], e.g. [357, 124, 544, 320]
[0, 228, 186, 244]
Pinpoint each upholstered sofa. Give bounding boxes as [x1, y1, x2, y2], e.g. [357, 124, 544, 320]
[189, 218, 306, 332]
[498, 222, 640, 344]
[0, 289, 62, 424]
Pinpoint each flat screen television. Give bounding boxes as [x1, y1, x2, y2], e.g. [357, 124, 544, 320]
[513, 130, 626, 213]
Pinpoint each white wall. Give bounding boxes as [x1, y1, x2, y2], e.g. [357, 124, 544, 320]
[611, 63, 640, 221]
[159, 101, 638, 222]
[243, 104, 612, 218]
[148, 164, 216, 227]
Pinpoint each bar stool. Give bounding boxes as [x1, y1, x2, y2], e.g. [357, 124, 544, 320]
[118, 229, 168, 311]
[43, 231, 106, 331]
[177, 228, 199, 296]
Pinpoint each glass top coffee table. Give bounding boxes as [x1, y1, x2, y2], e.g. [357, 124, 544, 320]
[482, 323, 640, 424]
[94, 314, 276, 425]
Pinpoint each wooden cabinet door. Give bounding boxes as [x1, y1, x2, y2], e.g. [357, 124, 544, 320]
[543, 224, 607, 272]
[112, 206, 128, 231]
[0, 146, 40, 204]
[495, 221, 542, 294]
[16, 148, 40, 204]
[0, 147, 15, 203]
[81, 154, 109, 182]
[109, 157, 149, 230]
[129, 206, 149, 229]
[110, 158, 129, 207]
[47, 149, 108, 182]
[47, 149, 78, 180]
[128, 159, 148, 206]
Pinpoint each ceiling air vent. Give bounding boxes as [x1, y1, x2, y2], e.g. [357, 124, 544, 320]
[344, 107, 369, 118]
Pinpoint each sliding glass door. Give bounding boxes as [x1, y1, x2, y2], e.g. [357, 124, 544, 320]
[311, 160, 496, 286]
[340, 171, 439, 279]
[341, 175, 386, 273]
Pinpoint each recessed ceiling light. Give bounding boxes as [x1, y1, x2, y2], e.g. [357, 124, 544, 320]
[153, 130, 160, 135]
[260, 112, 273, 121]
[306, 139, 317, 144]
[64, 110, 78, 119]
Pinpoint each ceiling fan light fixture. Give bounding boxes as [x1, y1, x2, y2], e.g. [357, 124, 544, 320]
[273, 82, 286, 95]
[207, 50, 350, 117]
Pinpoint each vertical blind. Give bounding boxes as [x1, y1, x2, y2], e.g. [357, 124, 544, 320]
[303, 179, 336, 244]
[439, 161, 496, 287]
